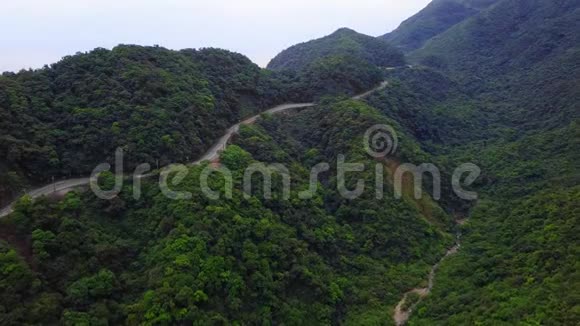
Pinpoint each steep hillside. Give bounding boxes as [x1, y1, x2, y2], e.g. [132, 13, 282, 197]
[0, 1, 578, 324]
[0, 99, 455, 325]
[0, 43, 388, 206]
[359, 66, 579, 325]
[381, 0, 500, 52]
[267, 28, 405, 71]
[410, 0, 580, 128]
[408, 122, 580, 324]
[276, 54, 385, 101]
[0, 46, 286, 205]
[265, 28, 404, 101]
[374, 1, 580, 324]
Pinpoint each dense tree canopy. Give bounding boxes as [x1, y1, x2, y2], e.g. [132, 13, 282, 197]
[0, 99, 455, 323]
[0, 44, 388, 206]
[380, 0, 500, 52]
[268, 28, 405, 71]
[0, 0, 578, 324]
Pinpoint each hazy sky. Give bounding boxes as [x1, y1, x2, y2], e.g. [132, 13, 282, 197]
[1, 0, 431, 72]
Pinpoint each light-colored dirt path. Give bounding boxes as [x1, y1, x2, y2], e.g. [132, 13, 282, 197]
[393, 234, 462, 325]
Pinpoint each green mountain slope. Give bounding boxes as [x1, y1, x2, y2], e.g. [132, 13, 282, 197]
[265, 28, 405, 101]
[360, 65, 579, 325]
[410, 0, 580, 128]
[381, 0, 500, 52]
[0, 43, 389, 206]
[0, 0, 578, 324]
[374, 0, 580, 324]
[0, 45, 285, 205]
[267, 28, 405, 71]
[0, 99, 456, 324]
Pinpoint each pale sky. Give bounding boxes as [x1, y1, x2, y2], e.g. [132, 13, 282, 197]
[1, 0, 431, 72]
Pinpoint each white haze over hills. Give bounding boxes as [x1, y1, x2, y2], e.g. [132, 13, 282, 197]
[1, 0, 431, 72]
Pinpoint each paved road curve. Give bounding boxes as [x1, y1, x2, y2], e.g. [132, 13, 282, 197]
[0, 178, 90, 217]
[192, 103, 315, 164]
[0, 81, 388, 218]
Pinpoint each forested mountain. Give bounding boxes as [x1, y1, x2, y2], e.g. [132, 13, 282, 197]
[361, 64, 579, 324]
[0, 44, 389, 206]
[268, 28, 405, 71]
[0, 97, 456, 324]
[1, 0, 579, 324]
[0, 46, 284, 205]
[376, 0, 580, 323]
[381, 0, 500, 52]
[410, 0, 580, 128]
[264, 28, 404, 101]
[274, 54, 385, 100]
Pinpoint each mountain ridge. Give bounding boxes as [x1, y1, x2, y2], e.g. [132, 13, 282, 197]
[267, 27, 405, 71]
[380, 0, 501, 53]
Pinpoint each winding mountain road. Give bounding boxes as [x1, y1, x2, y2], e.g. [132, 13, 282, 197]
[0, 178, 91, 217]
[192, 103, 315, 164]
[0, 81, 389, 218]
